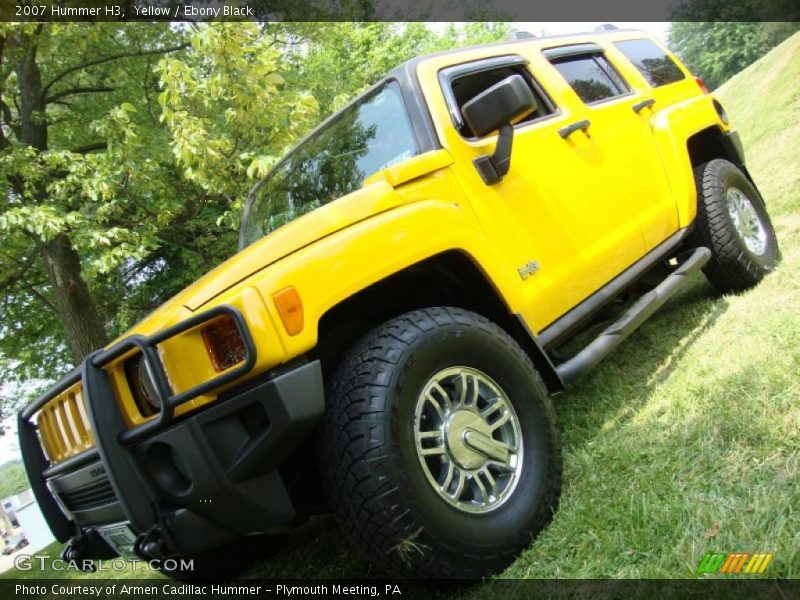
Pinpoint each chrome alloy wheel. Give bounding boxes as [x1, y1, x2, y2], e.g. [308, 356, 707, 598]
[726, 186, 768, 256]
[413, 366, 523, 514]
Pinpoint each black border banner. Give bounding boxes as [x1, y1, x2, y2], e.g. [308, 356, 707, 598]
[1, 0, 799, 22]
[3, 579, 800, 600]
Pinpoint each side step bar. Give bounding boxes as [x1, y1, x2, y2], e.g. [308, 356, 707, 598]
[555, 247, 711, 384]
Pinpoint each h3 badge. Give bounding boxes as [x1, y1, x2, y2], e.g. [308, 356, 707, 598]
[517, 260, 540, 281]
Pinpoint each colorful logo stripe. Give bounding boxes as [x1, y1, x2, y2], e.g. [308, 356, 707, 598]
[696, 552, 773, 574]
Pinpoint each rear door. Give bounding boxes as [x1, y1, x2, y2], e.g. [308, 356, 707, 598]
[611, 37, 695, 111]
[544, 43, 680, 253]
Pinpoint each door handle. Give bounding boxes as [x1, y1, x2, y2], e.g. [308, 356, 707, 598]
[558, 119, 591, 139]
[632, 98, 656, 113]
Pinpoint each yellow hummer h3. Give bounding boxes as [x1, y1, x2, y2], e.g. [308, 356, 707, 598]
[20, 30, 780, 579]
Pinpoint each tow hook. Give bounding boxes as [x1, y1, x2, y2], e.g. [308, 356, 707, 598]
[134, 528, 167, 559]
[61, 537, 96, 571]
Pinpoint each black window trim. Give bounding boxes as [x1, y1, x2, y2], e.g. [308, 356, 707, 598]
[542, 42, 605, 61]
[438, 54, 560, 141]
[544, 44, 635, 107]
[388, 60, 442, 154]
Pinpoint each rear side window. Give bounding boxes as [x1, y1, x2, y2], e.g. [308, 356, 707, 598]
[614, 39, 686, 87]
[442, 60, 556, 138]
[549, 53, 629, 104]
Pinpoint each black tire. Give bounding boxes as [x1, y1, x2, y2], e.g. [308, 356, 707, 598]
[691, 159, 780, 293]
[320, 307, 561, 578]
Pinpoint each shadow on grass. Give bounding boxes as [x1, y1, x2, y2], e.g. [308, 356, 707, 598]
[240, 517, 372, 578]
[556, 277, 729, 445]
[241, 276, 731, 580]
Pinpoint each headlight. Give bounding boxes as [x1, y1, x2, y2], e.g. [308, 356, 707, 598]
[138, 357, 161, 410]
[125, 354, 162, 416]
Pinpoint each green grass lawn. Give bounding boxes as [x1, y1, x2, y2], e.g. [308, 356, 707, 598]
[3, 33, 798, 584]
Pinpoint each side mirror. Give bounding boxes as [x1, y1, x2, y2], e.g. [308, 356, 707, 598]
[461, 74, 537, 185]
[462, 74, 537, 138]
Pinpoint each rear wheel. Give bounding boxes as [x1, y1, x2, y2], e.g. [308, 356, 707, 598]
[321, 307, 561, 578]
[692, 159, 780, 293]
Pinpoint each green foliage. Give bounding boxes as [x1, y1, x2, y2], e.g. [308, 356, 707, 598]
[0, 460, 28, 499]
[669, 19, 800, 89]
[0, 22, 511, 413]
[291, 23, 510, 116]
[1, 24, 205, 393]
[157, 24, 319, 230]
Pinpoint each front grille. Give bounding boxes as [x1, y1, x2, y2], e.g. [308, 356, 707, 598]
[37, 381, 95, 464]
[59, 477, 116, 511]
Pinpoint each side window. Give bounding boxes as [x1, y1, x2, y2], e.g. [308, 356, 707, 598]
[613, 39, 686, 87]
[548, 53, 629, 104]
[443, 61, 556, 138]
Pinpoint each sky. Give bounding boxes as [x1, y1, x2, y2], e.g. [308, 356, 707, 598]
[515, 22, 670, 41]
[0, 418, 20, 464]
[515, 21, 670, 43]
[428, 22, 670, 42]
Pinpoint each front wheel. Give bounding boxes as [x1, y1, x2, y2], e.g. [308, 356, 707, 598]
[691, 159, 780, 293]
[320, 308, 562, 578]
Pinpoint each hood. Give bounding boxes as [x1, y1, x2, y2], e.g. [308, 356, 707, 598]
[112, 149, 454, 342]
[173, 179, 404, 311]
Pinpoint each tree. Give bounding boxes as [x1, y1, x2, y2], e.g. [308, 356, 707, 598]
[669, 14, 800, 89]
[0, 24, 190, 369]
[157, 22, 512, 230]
[289, 22, 511, 116]
[157, 23, 319, 230]
[0, 22, 512, 421]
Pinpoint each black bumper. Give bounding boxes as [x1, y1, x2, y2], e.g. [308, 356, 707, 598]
[19, 318, 324, 558]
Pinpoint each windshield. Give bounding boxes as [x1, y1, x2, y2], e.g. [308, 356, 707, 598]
[240, 81, 419, 248]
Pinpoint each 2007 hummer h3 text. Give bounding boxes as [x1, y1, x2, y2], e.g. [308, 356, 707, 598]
[19, 30, 780, 579]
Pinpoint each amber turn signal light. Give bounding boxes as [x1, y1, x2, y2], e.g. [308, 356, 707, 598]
[201, 315, 246, 372]
[274, 287, 304, 336]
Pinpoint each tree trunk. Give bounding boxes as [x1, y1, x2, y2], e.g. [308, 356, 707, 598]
[16, 30, 109, 364]
[16, 36, 47, 151]
[41, 234, 109, 362]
